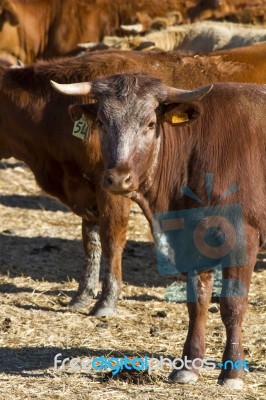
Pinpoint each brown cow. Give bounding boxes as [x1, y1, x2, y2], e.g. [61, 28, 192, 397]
[2, 42, 266, 316]
[0, 0, 198, 64]
[189, 0, 266, 24]
[55, 73, 266, 389]
[0, 58, 131, 317]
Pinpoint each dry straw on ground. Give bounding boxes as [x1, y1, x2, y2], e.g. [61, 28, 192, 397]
[0, 159, 265, 399]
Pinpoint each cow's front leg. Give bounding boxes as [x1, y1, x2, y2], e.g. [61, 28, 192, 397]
[218, 226, 258, 390]
[69, 218, 101, 308]
[170, 270, 213, 383]
[89, 191, 131, 316]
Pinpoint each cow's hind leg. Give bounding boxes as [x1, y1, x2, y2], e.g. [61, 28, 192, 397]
[69, 219, 101, 308]
[89, 191, 131, 317]
[218, 226, 258, 390]
[169, 270, 213, 383]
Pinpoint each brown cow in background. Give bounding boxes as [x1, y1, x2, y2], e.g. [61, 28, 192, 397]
[1, 0, 266, 65]
[0, 0, 199, 64]
[189, 0, 266, 24]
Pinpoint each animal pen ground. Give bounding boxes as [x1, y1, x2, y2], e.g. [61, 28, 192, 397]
[0, 159, 265, 399]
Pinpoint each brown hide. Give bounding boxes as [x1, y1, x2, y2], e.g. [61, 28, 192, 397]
[139, 82, 266, 385]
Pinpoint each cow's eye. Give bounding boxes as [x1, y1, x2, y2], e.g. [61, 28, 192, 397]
[148, 121, 156, 129]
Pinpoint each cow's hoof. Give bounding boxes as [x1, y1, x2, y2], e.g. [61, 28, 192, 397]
[89, 302, 116, 317]
[68, 293, 95, 310]
[218, 378, 244, 390]
[169, 370, 198, 384]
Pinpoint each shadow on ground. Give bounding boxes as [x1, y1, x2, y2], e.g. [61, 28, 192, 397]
[0, 345, 264, 376]
[0, 233, 175, 288]
[0, 194, 69, 212]
[0, 233, 265, 289]
[0, 346, 175, 375]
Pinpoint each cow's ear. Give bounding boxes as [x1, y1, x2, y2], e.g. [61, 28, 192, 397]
[68, 104, 97, 122]
[159, 103, 200, 127]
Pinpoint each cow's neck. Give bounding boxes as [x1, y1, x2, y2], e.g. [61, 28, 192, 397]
[133, 123, 195, 225]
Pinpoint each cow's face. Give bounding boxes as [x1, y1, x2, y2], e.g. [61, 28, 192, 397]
[78, 86, 161, 194]
[51, 74, 212, 195]
[95, 93, 159, 194]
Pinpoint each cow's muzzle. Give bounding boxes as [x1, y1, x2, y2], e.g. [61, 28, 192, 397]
[102, 168, 137, 194]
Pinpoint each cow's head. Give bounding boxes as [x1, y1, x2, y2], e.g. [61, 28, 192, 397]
[51, 74, 212, 195]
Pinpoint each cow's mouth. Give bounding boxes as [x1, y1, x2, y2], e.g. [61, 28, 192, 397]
[108, 188, 137, 196]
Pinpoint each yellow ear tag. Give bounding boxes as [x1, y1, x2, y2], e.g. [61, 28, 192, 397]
[72, 114, 89, 140]
[171, 113, 189, 124]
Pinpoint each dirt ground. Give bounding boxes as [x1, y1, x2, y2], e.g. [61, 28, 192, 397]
[0, 158, 265, 400]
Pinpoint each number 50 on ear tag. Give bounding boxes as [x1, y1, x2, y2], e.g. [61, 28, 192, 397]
[72, 114, 89, 140]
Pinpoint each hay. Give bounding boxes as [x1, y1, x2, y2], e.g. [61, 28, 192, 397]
[0, 159, 265, 399]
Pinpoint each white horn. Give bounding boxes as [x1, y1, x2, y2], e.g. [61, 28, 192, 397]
[78, 42, 99, 49]
[10, 59, 25, 69]
[50, 80, 92, 96]
[164, 84, 213, 103]
[120, 23, 143, 33]
[17, 59, 24, 67]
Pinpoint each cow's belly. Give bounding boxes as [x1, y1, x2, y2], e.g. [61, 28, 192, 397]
[29, 159, 99, 222]
[1, 142, 100, 221]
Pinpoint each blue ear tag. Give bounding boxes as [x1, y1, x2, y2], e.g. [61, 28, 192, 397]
[72, 114, 89, 140]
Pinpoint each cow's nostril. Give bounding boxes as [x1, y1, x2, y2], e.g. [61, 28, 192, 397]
[103, 170, 135, 192]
